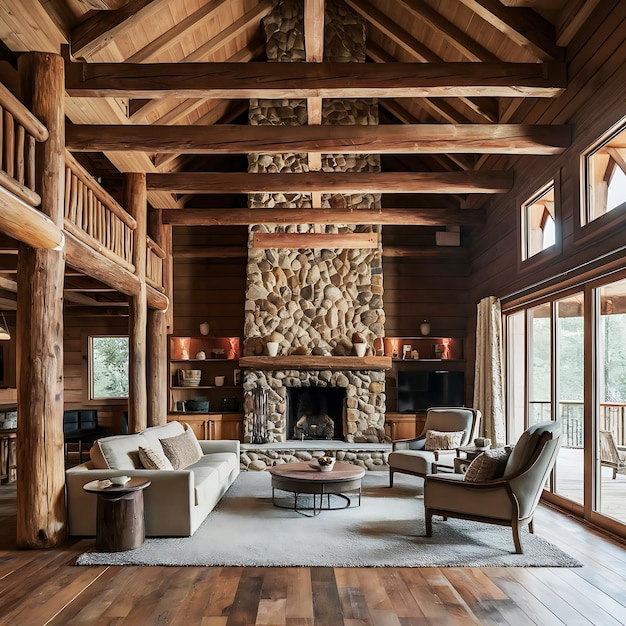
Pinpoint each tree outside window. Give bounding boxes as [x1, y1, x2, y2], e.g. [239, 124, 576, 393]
[90, 336, 129, 399]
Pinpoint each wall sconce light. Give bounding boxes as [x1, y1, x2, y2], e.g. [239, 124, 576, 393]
[0, 312, 10, 340]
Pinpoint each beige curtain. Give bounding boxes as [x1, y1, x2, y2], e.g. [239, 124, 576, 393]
[473, 296, 506, 446]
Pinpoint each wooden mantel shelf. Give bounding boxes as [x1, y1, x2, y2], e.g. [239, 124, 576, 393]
[239, 356, 392, 371]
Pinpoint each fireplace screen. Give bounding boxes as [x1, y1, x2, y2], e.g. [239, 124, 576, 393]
[287, 387, 346, 440]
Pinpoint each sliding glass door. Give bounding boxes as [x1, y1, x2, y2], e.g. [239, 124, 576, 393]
[594, 278, 626, 524]
[505, 273, 626, 533]
[554, 293, 584, 504]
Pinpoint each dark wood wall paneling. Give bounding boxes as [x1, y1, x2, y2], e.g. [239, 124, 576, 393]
[64, 315, 129, 433]
[470, 1, 626, 305]
[172, 225, 247, 337]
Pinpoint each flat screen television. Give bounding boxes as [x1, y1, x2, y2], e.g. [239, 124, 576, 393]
[397, 370, 465, 413]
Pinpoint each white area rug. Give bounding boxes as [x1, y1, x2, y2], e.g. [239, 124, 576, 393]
[76, 471, 581, 568]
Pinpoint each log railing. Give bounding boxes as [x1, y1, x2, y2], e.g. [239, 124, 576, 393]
[64, 152, 136, 272]
[0, 82, 47, 208]
[146, 237, 165, 291]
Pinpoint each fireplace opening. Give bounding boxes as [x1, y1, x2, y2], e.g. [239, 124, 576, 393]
[287, 387, 346, 440]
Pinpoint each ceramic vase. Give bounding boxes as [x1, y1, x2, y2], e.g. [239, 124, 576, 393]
[420, 320, 431, 336]
[199, 321, 210, 336]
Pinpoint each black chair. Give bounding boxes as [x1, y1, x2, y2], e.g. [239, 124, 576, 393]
[63, 410, 105, 464]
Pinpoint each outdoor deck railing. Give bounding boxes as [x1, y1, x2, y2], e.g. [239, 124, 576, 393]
[530, 401, 626, 447]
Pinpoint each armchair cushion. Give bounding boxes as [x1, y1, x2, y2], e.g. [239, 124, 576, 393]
[464, 447, 511, 482]
[425, 429, 464, 451]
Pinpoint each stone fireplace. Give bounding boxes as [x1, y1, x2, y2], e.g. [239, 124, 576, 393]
[241, 0, 386, 444]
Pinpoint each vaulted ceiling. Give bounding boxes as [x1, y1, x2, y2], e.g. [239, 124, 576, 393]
[0, 0, 602, 309]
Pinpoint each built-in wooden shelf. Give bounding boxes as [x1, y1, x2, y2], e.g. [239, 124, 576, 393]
[239, 355, 392, 371]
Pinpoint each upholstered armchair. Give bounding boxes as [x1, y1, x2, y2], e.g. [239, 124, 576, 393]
[388, 407, 480, 487]
[423, 420, 562, 554]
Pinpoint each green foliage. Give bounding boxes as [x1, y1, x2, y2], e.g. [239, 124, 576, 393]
[602, 314, 626, 403]
[91, 336, 129, 398]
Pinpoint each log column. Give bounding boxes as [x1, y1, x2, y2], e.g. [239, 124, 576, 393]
[147, 209, 168, 426]
[16, 52, 66, 547]
[125, 173, 147, 433]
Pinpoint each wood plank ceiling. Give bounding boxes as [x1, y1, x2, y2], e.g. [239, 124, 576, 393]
[0, 0, 597, 310]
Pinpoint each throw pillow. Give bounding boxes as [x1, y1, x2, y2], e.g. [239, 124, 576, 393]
[160, 426, 203, 470]
[138, 446, 174, 471]
[464, 447, 512, 482]
[424, 429, 464, 451]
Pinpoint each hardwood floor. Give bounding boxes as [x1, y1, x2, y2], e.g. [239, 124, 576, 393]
[0, 484, 625, 625]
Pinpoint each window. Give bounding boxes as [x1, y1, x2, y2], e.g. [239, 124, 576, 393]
[583, 118, 626, 225]
[89, 336, 129, 399]
[521, 182, 556, 260]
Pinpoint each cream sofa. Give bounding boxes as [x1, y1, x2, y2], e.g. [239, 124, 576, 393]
[65, 421, 240, 537]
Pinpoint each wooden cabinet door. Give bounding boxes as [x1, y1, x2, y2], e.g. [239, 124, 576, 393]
[209, 414, 243, 441]
[385, 413, 418, 441]
[175, 416, 207, 440]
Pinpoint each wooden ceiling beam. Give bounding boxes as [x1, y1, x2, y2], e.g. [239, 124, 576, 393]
[344, 0, 498, 123]
[377, 100, 473, 171]
[65, 61, 567, 99]
[556, 0, 603, 47]
[253, 232, 378, 249]
[70, 0, 171, 59]
[129, 40, 263, 123]
[304, 0, 325, 205]
[126, 0, 232, 63]
[395, 0, 500, 62]
[161, 207, 486, 226]
[76, 0, 131, 9]
[147, 171, 513, 194]
[67, 123, 571, 155]
[366, 42, 472, 127]
[457, 0, 564, 61]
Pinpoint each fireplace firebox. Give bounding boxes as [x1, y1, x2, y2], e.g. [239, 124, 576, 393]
[286, 387, 346, 441]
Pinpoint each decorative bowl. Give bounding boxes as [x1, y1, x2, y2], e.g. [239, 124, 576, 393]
[317, 456, 335, 472]
[178, 369, 201, 387]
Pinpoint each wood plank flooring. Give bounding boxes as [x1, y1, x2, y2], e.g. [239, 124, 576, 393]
[0, 484, 625, 625]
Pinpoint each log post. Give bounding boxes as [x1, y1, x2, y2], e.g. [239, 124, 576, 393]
[125, 173, 147, 433]
[16, 52, 66, 548]
[147, 209, 168, 426]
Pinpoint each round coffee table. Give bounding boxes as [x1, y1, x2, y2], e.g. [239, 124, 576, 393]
[83, 478, 151, 552]
[268, 461, 365, 516]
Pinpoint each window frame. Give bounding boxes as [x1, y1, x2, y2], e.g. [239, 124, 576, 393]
[576, 115, 626, 243]
[84, 334, 130, 403]
[518, 171, 562, 272]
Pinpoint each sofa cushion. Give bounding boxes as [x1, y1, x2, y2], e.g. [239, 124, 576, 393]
[192, 466, 221, 507]
[160, 426, 203, 470]
[90, 433, 150, 470]
[141, 421, 185, 458]
[189, 452, 238, 481]
[138, 446, 174, 470]
[424, 430, 464, 451]
[464, 448, 511, 482]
